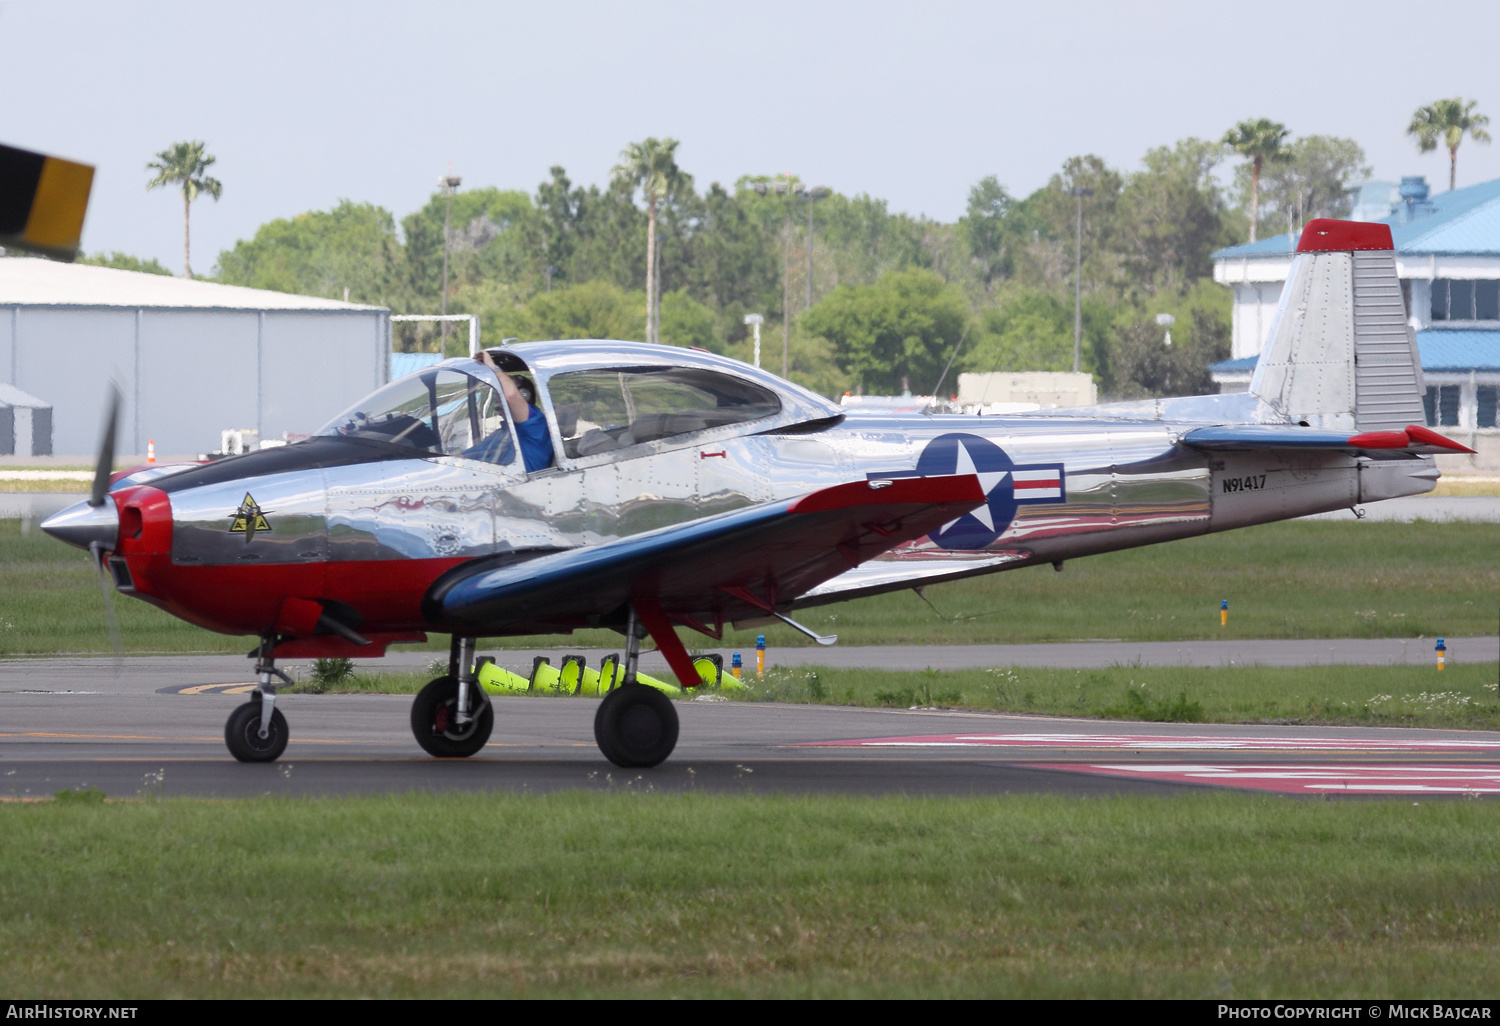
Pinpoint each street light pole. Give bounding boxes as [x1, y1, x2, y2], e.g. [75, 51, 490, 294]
[805, 186, 829, 310]
[438, 174, 462, 349]
[1066, 186, 1093, 374]
[752, 175, 803, 378]
[744, 313, 764, 368]
[781, 181, 800, 377]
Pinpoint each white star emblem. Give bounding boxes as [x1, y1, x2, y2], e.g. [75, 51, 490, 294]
[940, 439, 1009, 533]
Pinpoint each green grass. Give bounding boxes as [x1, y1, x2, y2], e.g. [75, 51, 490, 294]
[308, 662, 1500, 731]
[736, 662, 1500, 730]
[1, 793, 1497, 997]
[0, 480, 89, 493]
[3, 518, 1498, 655]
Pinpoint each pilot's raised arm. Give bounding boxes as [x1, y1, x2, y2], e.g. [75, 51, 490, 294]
[478, 351, 554, 472]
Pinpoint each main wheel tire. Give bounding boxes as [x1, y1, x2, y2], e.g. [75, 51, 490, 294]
[411, 676, 494, 757]
[225, 700, 289, 763]
[594, 682, 679, 768]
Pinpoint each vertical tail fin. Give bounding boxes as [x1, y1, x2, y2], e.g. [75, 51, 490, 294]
[1250, 219, 1425, 431]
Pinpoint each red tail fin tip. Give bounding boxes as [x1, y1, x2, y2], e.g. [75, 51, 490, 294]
[1295, 219, 1394, 253]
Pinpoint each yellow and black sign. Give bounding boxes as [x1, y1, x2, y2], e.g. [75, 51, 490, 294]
[0, 142, 94, 262]
[229, 493, 272, 541]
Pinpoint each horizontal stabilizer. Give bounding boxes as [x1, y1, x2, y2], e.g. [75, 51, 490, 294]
[1182, 423, 1474, 455]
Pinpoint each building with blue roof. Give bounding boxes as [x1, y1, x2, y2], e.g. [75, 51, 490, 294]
[1211, 175, 1500, 454]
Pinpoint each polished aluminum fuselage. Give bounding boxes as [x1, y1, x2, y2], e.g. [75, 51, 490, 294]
[74, 340, 1435, 637]
[156, 400, 1434, 593]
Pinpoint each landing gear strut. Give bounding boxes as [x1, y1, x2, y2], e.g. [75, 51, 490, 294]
[410, 635, 493, 757]
[594, 606, 679, 768]
[225, 636, 291, 763]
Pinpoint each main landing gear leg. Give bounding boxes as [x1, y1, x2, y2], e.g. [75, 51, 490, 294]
[410, 635, 493, 757]
[225, 635, 291, 763]
[594, 605, 680, 769]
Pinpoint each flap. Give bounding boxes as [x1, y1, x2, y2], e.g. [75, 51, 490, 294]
[796, 551, 1030, 606]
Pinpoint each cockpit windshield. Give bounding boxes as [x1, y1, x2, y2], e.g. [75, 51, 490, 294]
[317, 369, 516, 466]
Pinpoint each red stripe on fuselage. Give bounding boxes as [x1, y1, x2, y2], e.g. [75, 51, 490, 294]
[119, 553, 469, 636]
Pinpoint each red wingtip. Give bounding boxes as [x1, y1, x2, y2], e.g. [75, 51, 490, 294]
[790, 475, 986, 514]
[1405, 424, 1477, 454]
[1296, 219, 1394, 253]
[1346, 430, 1410, 449]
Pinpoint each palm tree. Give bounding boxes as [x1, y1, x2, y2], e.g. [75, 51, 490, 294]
[610, 138, 681, 344]
[1408, 99, 1491, 191]
[1222, 118, 1290, 243]
[146, 141, 223, 277]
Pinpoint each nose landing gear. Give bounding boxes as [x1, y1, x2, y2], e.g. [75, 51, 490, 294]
[225, 695, 288, 762]
[225, 637, 292, 763]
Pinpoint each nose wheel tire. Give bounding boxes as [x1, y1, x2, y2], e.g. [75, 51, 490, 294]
[594, 682, 679, 768]
[411, 676, 494, 758]
[225, 700, 289, 763]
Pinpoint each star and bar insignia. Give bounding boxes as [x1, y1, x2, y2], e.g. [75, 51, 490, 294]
[868, 432, 1066, 551]
[228, 492, 273, 542]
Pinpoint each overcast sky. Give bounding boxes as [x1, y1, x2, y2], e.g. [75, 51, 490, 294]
[5, 0, 1499, 275]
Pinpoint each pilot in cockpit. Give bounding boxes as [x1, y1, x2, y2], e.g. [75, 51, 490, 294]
[477, 350, 554, 472]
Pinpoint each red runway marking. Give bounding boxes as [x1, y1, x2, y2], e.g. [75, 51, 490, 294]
[795, 732, 1500, 752]
[1025, 762, 1500, 794]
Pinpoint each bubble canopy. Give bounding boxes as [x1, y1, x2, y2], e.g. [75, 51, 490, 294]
[317, 366, 516, 466]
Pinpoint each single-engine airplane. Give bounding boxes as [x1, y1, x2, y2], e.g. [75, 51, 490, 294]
[42, 218, 1472, 767]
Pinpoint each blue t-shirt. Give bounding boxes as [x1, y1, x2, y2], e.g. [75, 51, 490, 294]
[514, 404, 554, 473]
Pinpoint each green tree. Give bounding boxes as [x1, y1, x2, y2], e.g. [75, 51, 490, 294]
[611, 138, 683, 345]
[801, 268, 968, 395]
[805, 191, 929, 289]
[967, 290, 1076, 375]
[1248, 136, 1370, 238]
[79, 252, 172, 276]
[536, 166, 586, 289]
[1014, 156, 1125, 296]
[521, 280, 646, 341]
[215, 200, 403, 304]
[659, 289, 718, 350]
[1111, 305, 1229, 399]
[1221, 119, 1289, 243]
[145, 140, 223, 277]
[1118, 138, 1232, 296]
[958, 175, 1024, 287]
[677, 183, 779, 334]
[1408, 98, 1491, 191]
[964, 288, 1113, 383]
[401, 187, 535, 302]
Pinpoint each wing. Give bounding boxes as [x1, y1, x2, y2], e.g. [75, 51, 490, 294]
[1182, 423, 1474, 455]
[426, 474, 986, 635]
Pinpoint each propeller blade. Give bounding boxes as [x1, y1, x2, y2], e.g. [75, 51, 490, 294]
[89, 541, 124, 671]
[88, 383, 121, 508]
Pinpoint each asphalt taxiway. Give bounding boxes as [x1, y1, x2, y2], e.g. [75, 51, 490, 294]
[2, 680, 1498, 800]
